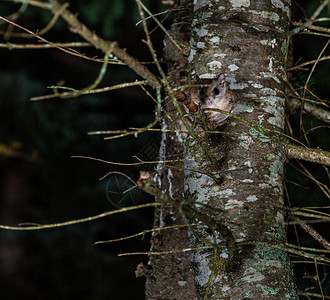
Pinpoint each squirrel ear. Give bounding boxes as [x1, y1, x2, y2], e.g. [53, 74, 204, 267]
[217, 73, 225, 85]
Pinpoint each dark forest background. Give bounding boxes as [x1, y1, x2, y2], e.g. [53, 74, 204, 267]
[0, 1, 329, 299]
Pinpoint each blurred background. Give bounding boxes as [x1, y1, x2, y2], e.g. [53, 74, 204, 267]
[0, 0, 329, 299]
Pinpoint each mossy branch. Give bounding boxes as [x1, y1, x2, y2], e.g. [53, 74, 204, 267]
[285, 143, 330, 166]
[204, 107, 330, 166]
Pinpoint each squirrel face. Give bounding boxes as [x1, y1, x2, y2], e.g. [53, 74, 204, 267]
[174, 73, 235, 132]
[196, 73, 235, 127]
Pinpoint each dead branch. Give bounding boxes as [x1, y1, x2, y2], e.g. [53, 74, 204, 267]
[48, 0, 161, 89]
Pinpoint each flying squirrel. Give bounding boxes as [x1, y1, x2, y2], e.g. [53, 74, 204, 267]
[174, 73, 235, 131]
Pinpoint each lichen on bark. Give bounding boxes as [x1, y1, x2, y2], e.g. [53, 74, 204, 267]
[145, 0, 298, 299]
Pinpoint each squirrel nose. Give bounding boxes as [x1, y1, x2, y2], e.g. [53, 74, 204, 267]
[205, 98, 213, 106]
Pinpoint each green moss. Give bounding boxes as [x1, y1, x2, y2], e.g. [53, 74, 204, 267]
[244, 290, 255, 298]
[212, 186, 220, 192]
[258, 284, 280, 296]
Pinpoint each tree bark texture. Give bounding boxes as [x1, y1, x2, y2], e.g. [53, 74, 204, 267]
[146, 0, 297, 299]
[145, 1, 198, 299]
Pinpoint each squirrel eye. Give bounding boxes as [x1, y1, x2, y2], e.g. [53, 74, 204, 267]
[213, 87, 220, 96]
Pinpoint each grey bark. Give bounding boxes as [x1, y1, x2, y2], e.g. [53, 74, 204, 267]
[146, 0, 298, 299]
[145, 1, 198, 299]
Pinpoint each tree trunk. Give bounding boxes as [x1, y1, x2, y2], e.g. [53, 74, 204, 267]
[145, 1, 198, 298]
[145, 0, 298, 299]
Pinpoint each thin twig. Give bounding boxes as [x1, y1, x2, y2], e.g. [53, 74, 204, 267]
[94, 223, 200, 245]
[290, 215, 330, 250]
[31, 80, 147, 101]
[49, 0, 161, 88]
[0, 202, 161, 231]
[71, 155, 192, 166]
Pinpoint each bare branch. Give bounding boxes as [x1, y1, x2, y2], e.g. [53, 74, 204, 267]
[4, 0, 51, 10]
[290, 215, 330, 250]
[0, 41, 91, 49]
[0, 202, 161, 231]
[289, 98, 330, 123]
[48, 0, 161, 89]
[287, 54, 330, 71]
